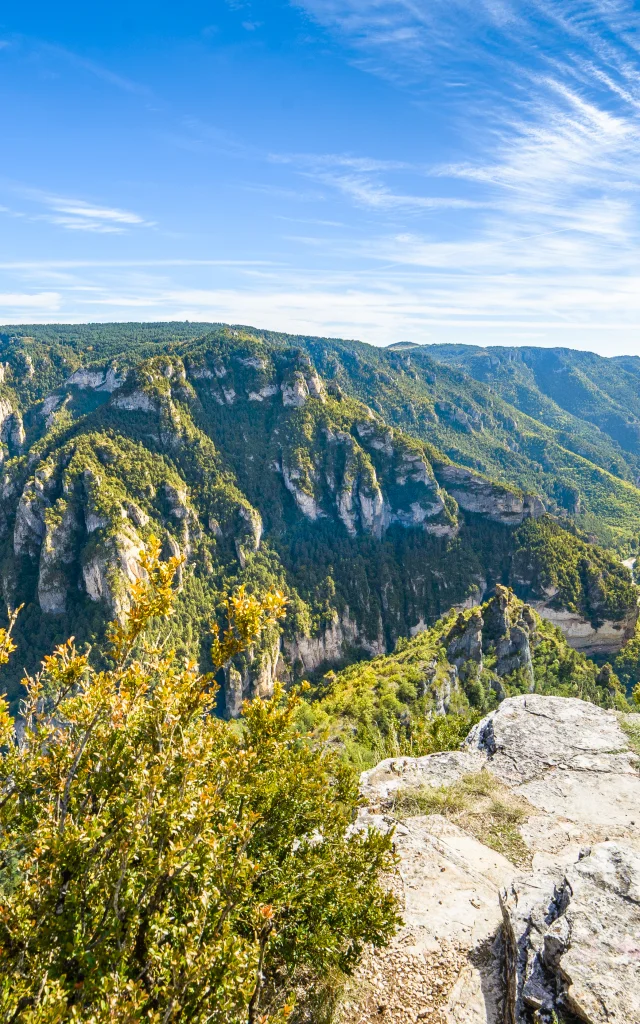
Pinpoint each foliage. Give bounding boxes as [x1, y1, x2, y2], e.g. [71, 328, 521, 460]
[422, 342, 640, 549]
[511, 517, 637, 623]
[0, 545, 399, 1023]
[613, 617, 640, 696]
[619, 713, 640, 756]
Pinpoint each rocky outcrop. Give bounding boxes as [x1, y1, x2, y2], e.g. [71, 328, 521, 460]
[82, 528, 146, 620]
[0, 398, 24, 459]
[281, 367, 326, 407]
[248, 384, 278, 401]
[530, 600, 638, 654]
[447, 608, 484, 671]
[284, 608, 385, 677]
[279, 426, 455, 539]
[446, 588, 537, 690]
[435, 464, 544, 524]
[66, 366, 123, 392]
[112, 389, 157, 412]
[281, 461, 325, 522]
[13, 470, 54, 557]
[282, 372, 310, 408]
[344, 696, 640, 1024]
[0, 397, 14, 442]
[37, 502, 78, 614]
[223, 633, 281, 719]
[501, 842, 640, 1024]
[234, 505, 263, 567]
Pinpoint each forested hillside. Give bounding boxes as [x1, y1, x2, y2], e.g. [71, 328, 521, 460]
[0, 322, 637, 711]
[424, 342, 640, 548]
[298, 585, 632, 770]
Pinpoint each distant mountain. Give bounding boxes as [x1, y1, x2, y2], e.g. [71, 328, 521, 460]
[0, 322, 635, 713]
[423, 343, 640, 546]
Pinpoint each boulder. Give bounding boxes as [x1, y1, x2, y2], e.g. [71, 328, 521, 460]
[340, 696, 640, 1024]
[501, 842, 640, 1024]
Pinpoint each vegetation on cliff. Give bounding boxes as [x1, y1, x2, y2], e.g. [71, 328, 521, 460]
[297, 587, 630, 769]
[0, 321, 637, 712]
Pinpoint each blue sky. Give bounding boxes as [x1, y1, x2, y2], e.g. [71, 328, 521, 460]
[1, 1, 640, 352]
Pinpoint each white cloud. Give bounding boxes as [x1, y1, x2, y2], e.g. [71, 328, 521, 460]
[43, 196, 152, 233]
[0, 291, 60, 310]
[3, 187, 155, 234]
[48, 201, 145, 225]
[271, 151, 487, 210]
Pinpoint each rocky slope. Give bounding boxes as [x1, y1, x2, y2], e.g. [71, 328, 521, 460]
[337, 695, 640, 1024]
[300, 587, 633, 773]
[0, 324, 636, 709]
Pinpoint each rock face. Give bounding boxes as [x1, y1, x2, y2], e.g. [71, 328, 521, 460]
[434, 465, 545, 525]
[445, 587, 538, 693]
[37, 502, 79, 614]
[501, 843, 640, 1024]
[66, 366, 123, 392]
[279, 425, 456, 540]
[284, 608, 385, 678]
[112, 389, 157, 412]
[222, 633, 282, 719]
[344, 696, 640, 1024]
[82, 529, 146, 620]
[447, 609, 484, 671]
[530, 601, 638, 654]
[221, 607, 388, 720]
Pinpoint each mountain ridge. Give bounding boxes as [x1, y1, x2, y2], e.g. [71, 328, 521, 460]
[0, 322, 637, 713]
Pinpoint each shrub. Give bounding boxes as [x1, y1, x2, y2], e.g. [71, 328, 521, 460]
[0, 541, 399, 1023]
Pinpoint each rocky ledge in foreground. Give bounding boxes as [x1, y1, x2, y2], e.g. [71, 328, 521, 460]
[338, 696, 640, 1024]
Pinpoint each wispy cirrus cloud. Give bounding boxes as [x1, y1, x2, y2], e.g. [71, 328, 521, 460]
[35, 40, 150, 96]
[289, 0, 640, 303]
[0, 187, 154, 234]
[270, 151, 487, 211]
[44, 197, 150, 233]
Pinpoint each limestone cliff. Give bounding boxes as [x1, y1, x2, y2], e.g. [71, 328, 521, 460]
[0, 327, 636, 706]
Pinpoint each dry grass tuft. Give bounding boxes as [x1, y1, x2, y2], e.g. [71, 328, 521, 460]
[620, 713, 640, 758]
[392, 770, 532, 867]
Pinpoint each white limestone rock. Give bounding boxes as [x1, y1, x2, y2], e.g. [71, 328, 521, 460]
[14, 486, 47, 557]
[343, 696, 640, 1024]
[112, 390, 157, 412]
[66, 366, 123, 392]
[281, 373, 309, 408]
[37, 502, 78, 615]
[436, 465, 544, 524]
[501, 842, 640, 1024]
[530, 601, 638, 654]
[234, 505, 263, 567]
[248, 384, 278, 401]
[82, 529, 146, 620]
[284, 608, 385, 676]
